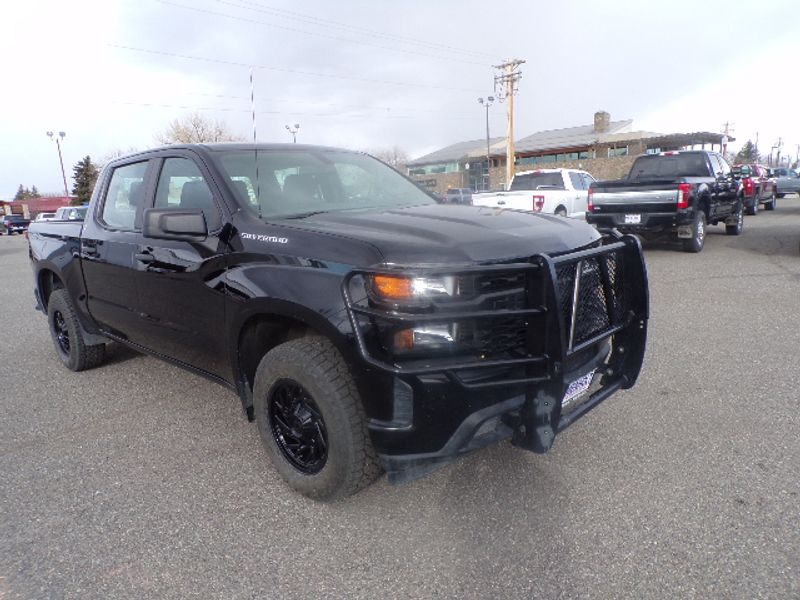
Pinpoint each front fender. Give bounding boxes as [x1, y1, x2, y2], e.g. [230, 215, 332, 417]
[223, 260, 380, 416]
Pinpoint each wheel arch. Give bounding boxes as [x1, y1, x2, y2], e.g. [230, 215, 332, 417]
[37, 267, 65, 311]
[231, 300, 358, 421]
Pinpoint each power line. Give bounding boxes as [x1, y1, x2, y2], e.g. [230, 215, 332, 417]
[109, 44, 488, 93]
[110, 99, 493, 121]
[208, 0, 496, 60]
[156, 0, 491, 67]
[175, 90, 500, 116]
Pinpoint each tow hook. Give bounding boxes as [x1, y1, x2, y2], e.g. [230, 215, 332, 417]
[511, 389, 560, 453]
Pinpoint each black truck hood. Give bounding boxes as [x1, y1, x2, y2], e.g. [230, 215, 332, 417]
[282, 204, 601, 265]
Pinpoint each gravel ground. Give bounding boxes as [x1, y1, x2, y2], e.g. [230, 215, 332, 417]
[1, 200, 799, 599]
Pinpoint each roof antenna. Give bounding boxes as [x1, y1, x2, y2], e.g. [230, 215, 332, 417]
[250, 67, 262, 218]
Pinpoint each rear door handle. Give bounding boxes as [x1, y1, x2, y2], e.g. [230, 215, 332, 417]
[134, 251, 154, 264]
[497, 200, 506, 205]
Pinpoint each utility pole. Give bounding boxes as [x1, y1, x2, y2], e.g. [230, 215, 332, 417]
[478, 96, 494, 191]
[494, 59, 525, 189]
[721, 121, 734, 157]
[769, 137, 782, 167]
[46, 131, 69, 197]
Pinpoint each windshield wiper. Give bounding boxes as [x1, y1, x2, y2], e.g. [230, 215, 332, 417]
[281, 210, 331, 219]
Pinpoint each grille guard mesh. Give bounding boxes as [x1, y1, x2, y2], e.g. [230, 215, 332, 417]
[342, 233, 648, 393]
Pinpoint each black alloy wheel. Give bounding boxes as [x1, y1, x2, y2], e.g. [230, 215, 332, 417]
[52, 310, 71, 356]
[267, 379, 328, 474]
[46, 289, 106, 371]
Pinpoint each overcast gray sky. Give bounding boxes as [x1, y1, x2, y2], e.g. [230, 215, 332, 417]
[2, 0, 798, 198]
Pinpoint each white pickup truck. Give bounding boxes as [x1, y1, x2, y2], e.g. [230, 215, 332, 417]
[472, 168, 596, 218]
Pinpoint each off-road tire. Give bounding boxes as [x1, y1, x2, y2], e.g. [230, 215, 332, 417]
[725, 201, 743, 235]
[47, 289, 106, 371]
[765, 192, 777, 211]
[683, 209, 706, 253]
[555, 206, 567, 217]
[745, 195, 758, 216]
[253, 337, 382, 501]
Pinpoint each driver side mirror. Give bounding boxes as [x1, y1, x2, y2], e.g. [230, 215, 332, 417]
[143, 208, 208, 242]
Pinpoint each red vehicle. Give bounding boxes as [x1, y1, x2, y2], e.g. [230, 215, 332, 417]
[732, 163, 777, 215]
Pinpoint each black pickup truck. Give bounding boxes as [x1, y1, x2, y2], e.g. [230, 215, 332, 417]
[28, 143, 649, 500]
[587, 150, 744, 252]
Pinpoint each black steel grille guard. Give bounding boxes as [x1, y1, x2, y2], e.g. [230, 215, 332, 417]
[341, 233, 649, 407]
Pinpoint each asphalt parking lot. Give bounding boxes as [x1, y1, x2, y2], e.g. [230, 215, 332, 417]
[2, 201, 799, 600]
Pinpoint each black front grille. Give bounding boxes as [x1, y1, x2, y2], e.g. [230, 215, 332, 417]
[555, 249, 625, 348]
[457, 317, 527, 358]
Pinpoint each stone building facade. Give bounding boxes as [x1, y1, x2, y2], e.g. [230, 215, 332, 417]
[407, 111, 730, 195]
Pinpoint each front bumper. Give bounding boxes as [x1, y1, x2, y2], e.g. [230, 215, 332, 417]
[343, 234, 649, 483]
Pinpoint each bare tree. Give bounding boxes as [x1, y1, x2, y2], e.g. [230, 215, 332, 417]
[368, 146, 410, 172]
[155, 112, 245, 145]
[97, 146, 140, 168]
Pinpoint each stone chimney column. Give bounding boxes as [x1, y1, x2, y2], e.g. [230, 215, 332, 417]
[594, 111, 610, 133]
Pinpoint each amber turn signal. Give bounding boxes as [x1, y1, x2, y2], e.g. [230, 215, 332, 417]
[372, 275, 414, 299]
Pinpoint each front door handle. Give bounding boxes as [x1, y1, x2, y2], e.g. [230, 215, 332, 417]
[134, 251, 154, 264]
[497, 200, 506, 206]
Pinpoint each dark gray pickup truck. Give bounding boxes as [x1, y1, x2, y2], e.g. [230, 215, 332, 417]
[28, 143, 649, 499]
[587, 150, 744, 252]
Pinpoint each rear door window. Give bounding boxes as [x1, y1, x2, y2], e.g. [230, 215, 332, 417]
[101, 162, 149, 231]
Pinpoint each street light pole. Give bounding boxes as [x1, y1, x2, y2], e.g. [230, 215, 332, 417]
[285, 123, 300, 143]
[46, 131, 69, 196]
[478, 96, 494, 191]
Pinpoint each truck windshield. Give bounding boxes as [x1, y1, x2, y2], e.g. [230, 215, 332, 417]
[628, 153, 709, 179]
[510, 172, 565, 190]
[215, 149, 435, 218]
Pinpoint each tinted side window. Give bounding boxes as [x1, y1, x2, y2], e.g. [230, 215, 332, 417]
[716, 155, 731, 176]
[155, 158, 221, 230]
[509, 173, 532, 190]
[101, 162, 148, 231]
[708, 154, 722, 175]
[568, 172, 585, 190]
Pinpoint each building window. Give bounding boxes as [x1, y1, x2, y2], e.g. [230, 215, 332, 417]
[408, 162, 460, 176]
[516, 149, 596, 166]
[607, 146, 629, 157]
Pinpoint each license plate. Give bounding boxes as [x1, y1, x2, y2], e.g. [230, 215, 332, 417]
[624, 214, 641, 224]
[562, 369, 596, 406]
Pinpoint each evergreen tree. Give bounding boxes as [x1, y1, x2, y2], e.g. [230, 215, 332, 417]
[14, 184, 25, 201]
[71, 156, 99, 205]
[30, 185, 41, 198]
[734, 140, 760, 164]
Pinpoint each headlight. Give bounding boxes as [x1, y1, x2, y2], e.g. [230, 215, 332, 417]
[393, 324, 456, 354]
[371, 274, 456, 301]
